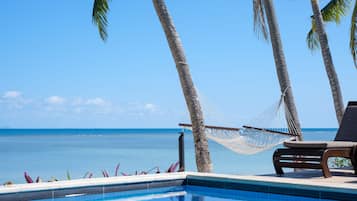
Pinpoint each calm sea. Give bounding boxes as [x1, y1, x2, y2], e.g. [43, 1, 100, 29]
[0, 128, 336, 184]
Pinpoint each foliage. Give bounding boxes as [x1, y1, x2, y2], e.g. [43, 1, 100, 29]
[253, 0, 269, 41]
[306, 0, 351, 50]
[83, 171, 94, 179]
[21, 162, 179, 184]
[167, 161, 180, 173]
[350, 2, 357, 68]
[24, 172, 56, 183]
[92, 0, 110, 41]
[308, 0, 357, 69]
[66, 170, 71, 180]
[24, 172, 33, 183]
[330, 157, 352, 168]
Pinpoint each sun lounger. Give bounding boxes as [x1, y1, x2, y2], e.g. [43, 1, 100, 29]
[273, 101, 357, 178]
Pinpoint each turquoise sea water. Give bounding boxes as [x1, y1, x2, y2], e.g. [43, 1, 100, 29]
[0, 128, 336, 184]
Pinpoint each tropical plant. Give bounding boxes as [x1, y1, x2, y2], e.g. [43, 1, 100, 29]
[66, 170, 71, 180]
[92, 0, 211, 172]
[22, 162, 179, 183]
[306, 0, 346, 124]
[351, 1, 357, 68]
[83, 171, 94, 179]
[307, 0, 357, 70]
[24, 172, 35, 183]
[120, 162, 179, 176]
[24, 172, 53, 183]
[253, 0, 303, 140]
[330, 157, 352, 168]
[307, 0, 351, 49]
[102, 163, 120, 177]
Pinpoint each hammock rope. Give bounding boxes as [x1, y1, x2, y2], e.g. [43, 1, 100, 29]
[179, 93, 299, 155]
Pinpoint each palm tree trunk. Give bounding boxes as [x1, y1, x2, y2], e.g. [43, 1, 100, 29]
[350, 0, 357, 69]
[310, 0, 344, 124]
[263, 0, 303, 141]
[152, 0, 212, 172]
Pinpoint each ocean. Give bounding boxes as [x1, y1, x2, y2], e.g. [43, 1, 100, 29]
[0, 128, 336, 184]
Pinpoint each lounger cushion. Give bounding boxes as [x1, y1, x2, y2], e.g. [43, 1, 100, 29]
[284, 141, 357, 149]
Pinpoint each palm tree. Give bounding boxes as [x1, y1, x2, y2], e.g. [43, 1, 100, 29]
[253, 0, 303, 140]
[351, 1, 357, 68]
[92, 0, 212, 172]
[307, 0, 357, 69]
[307, 0, 345, 124]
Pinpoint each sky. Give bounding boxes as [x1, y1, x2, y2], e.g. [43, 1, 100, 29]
[1, 0, 357, 128]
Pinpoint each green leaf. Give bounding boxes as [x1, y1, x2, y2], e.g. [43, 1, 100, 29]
[306, 0, 351, 50]
[306, 23, 320, 50]
[319, 0, 351, 23]
[253, 0, 269, 41]
[92, 0, 110, 41]
[66, 170, 71, 180]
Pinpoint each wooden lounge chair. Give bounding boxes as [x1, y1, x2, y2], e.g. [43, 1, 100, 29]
[273, 101, 357, 178]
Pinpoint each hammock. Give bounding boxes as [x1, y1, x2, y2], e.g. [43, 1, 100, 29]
[179, 123, 296, 155]
[179, 92, 300, 155]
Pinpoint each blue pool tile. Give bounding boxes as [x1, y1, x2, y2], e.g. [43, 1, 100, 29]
[320, 191, 357, 201]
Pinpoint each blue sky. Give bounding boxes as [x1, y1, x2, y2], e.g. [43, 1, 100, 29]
[1, 0, 356, 128]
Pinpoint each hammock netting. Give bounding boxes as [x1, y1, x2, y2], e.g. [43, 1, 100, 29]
[180, 93, 300, 155]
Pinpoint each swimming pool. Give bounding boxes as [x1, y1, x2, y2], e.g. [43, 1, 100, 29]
[1, 173, 356, 201]
[33, 185, 336, 201]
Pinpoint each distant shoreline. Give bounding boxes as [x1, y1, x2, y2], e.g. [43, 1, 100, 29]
[0, 128, 338, 136]
[0, 128, 338, 130]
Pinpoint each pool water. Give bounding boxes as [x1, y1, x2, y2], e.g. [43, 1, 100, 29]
[34, 185, 336, 201]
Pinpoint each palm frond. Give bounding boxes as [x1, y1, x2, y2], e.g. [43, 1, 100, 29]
[92, 0, 110, 41]
[306, 27, 320, 50]
[306, 0, 351, 50]
[350, 1, 357, 69]
[319, 0, 351, 23]
[253, 0, 269, 41]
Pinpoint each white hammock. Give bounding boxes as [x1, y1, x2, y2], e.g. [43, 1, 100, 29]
[180, 92, 300, 155]
[180, 124, 296, 155]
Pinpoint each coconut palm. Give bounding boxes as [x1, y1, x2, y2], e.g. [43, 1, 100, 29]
[92, 0, 212, 172]
[351, 1, 357, 68]
[253, 0, 303, 140]
[307, 0, 357, 69]
[307, 0, 345, 124]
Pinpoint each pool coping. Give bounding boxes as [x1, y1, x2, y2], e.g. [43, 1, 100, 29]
[1, 172, 356, 200]
[187, 172, 357, 192]
[186, 172, 357, 200]
[0, 172, 186, 194]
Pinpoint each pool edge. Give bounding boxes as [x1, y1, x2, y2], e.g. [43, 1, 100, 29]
[1, 172, 356, 200]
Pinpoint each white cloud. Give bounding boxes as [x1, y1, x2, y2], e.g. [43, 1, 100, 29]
[71, 98, 84, 106]
[1, 92, 163, 117]
[3, 91, 22, 99]
[0, 91, 31, 109]
[73, 107, 82, 114]
[86, 98, 108, 106]
[45, 96, 66, 104]
[144, 103, 157, 112]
